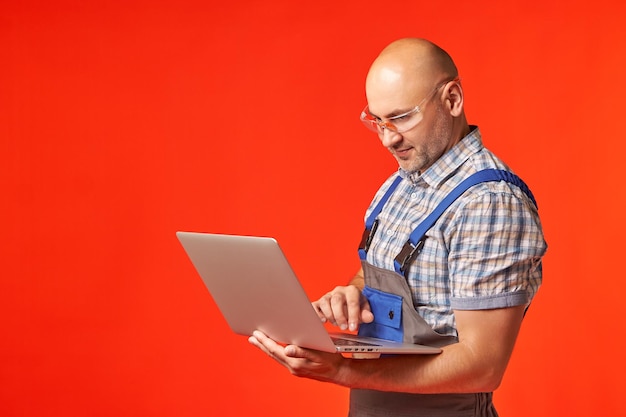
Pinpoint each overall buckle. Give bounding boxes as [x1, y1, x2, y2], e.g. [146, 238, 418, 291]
[394, 237, 427, 275]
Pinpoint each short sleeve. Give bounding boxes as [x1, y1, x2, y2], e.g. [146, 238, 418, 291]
[447, 186, 547, 310]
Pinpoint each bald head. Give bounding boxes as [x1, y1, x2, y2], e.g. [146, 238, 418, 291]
[377, 38, 456, 75]
[365, 38, 459, 111]
[363, 38, 469, 173]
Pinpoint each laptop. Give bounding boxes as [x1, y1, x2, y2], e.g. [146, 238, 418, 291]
[176, 231, 441, 357]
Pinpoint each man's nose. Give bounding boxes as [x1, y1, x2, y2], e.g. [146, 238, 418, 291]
[380, 128, 402, 147]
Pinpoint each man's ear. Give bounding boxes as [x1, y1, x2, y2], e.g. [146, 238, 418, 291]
[443, 81, 464, 117]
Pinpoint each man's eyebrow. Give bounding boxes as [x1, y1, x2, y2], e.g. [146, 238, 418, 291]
[370, 106, 414, 120]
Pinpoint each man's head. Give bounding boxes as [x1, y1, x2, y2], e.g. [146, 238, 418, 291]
[363, 38, 469, 174]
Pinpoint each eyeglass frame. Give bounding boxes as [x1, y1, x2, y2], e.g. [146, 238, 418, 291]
[360, 77, 461, 134]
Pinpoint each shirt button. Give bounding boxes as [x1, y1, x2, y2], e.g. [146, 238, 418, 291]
[410, 192, 418, 199]
[386, 229, 394, 236]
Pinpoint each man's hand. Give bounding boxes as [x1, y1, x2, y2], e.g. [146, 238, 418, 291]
[312, 284, 374, 332]
[248, 330, 348, 384]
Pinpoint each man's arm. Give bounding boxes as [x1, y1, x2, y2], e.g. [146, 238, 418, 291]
[341, 305, 525, 393]
[348, 268, 365, 288]
[249, 304, 525, 394]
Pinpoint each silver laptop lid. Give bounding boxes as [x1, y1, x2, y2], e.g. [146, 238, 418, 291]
[176, 231, 337, 352]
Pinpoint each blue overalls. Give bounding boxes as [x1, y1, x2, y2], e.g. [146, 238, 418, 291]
[349, 169, 537, 417]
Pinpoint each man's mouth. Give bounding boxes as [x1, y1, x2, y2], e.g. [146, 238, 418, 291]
[392, 146, 413, 159]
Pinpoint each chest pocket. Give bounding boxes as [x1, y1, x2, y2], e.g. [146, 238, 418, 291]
[358, 286, 403, 343]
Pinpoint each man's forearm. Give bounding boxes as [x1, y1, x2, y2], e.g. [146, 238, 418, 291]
[348, 268, 365, 289]
[333, 305, 525, 394]
[335, 342, 497, 394]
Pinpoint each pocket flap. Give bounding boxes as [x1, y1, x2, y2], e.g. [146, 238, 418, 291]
[362, 286, 403, 330]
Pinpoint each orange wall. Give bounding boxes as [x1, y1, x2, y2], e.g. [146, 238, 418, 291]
[2, 1, 625, 416]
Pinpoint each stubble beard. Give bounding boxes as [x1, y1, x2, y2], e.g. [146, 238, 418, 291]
[397, 106, 453, 174]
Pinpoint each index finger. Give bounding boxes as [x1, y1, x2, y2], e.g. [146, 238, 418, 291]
[331, 286, 362, 332]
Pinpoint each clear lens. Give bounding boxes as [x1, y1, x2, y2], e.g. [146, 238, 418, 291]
[359, 77, 459, 135]
[389, 110, 423, 133]
[360, 112, 391, 133]
[360, 108, 421, 134]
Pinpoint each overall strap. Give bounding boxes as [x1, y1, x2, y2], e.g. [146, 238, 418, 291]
[393, 169, 537, 275]
[358, 175, 403, 260]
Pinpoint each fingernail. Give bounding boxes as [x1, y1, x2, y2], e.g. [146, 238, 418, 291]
[349, 322, 356, 331]
[340, 323, 348, 331]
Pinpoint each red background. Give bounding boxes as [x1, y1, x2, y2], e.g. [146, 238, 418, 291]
[2, 1, 625, 415]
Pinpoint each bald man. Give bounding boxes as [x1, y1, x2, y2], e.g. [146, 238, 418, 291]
[249, 38, 547, 416]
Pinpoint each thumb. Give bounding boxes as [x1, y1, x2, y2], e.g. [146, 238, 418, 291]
[360, 299, 374, 323]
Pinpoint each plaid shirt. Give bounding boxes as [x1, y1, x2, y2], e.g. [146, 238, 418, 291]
[364, 127, 547, 337]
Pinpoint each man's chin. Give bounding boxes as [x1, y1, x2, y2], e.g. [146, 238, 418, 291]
[396, 159, 419, 174]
